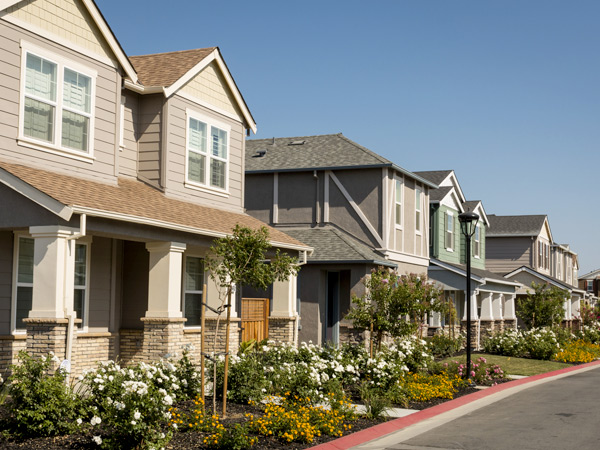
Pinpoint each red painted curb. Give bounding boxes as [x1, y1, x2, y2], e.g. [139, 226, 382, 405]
[310, 359, 600, 450]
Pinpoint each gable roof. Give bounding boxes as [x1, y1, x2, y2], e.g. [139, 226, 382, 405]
[0, 161, 309, 252]
[245, 134, 437, 187]
[504, 265, 574, 291]
[129, 48, 216, 87]
[430, 258, 520, 287]
[462, 200, 490, 227]
[128, 47, 256, 133]
[1, 0, 138, 83]
[429, 186, 453, 203]
[579, 269, 600, 280]
[413, 170, 453, 186]
[281, 226, 395, 267]
[487, 214, 548, 237]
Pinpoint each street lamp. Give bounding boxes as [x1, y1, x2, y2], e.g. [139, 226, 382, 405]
[459, 210, 479, 386]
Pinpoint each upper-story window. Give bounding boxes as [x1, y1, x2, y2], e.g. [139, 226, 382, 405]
[586, 280, 594, 292]
[556, 253, 562, 280]
[19, 42, 96, 159]
[473, 223, 481, 258]
[186, 109, 230, 192]
[395, 178, 403, 227]
[415, 188, 422, 233]
[445, 211, 454, 250]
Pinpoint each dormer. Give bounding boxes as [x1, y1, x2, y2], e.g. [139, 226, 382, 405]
[123, 48, 256, 213]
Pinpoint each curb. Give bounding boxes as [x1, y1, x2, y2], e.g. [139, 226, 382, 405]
[310, 359, 600, 450]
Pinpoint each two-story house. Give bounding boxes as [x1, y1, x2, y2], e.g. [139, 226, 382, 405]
[244, 134, 437, 345]
[0, 0, 310, 376]
[486, 215, 584, 327]
[578, 269, 600, 307]
[414, 171, 519, 348]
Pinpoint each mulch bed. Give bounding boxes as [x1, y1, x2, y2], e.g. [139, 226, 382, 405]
[0, 382, 507, 450]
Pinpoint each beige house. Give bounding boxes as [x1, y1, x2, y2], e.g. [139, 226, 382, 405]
[0, 0, 310, 376]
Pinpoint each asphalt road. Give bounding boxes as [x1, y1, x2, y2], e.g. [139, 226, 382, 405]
[356, 365, 600, 450]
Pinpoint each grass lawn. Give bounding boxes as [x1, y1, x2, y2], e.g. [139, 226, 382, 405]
[440, 353, 573, 376]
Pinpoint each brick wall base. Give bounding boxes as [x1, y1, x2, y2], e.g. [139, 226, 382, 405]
[190, 317, 240, 356]
[119, 329, 144, 364]
[461, 320, 481, 350]
[479, 320, 495, 343]
[503, 319, 517, 330]
[0, 336, 27, 376]
[71, 333, 116, 378]
[339, 324, 366, 346]
[268, 317, 295, 344]
[23, 318, 69, 361]
[140, 317, 187, 361]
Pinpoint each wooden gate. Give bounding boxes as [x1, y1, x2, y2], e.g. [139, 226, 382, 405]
[241, 298, 269, 342]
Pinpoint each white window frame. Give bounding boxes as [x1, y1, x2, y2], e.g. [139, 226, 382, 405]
[119, 95, 126, 149]
[11, 233, 34, 334]
[587, 280, 593, 293]
[18, 41, 97, 163]
[445, 211, 454, 251]
[415, 188, 422, 234]
[394, 177, 403, 229]
[73, 241, 91, 330]
[182, 255, 205, 328]
[185, 108, 231, 196]
[473, 223, 481, 258]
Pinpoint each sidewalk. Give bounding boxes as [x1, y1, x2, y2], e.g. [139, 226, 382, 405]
[310, 359, 600, 450]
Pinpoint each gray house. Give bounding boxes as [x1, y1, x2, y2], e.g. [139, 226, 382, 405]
[486, 215, 584, 326]
[245, 133, 437, 345]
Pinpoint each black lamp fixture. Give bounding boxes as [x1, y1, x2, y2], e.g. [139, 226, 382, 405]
[458, 210, 479, 386]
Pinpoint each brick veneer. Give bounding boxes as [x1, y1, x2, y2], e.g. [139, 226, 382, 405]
[0, 335, 26, 375]
[268, 317, 295, 344]
[140, 317, 187, 360]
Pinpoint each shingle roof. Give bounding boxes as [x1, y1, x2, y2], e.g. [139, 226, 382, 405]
[280, 227, 394, 266]
[245, 133, 392, 172]
[413, 170, 452, 186]
[0, 161, 308, 250]
[487, 214, 546, 237]
[462, 200, 481, 212]
[431, 259, 518, 286]
[129, 48, 216, 87]
[429, 186, 453, 202]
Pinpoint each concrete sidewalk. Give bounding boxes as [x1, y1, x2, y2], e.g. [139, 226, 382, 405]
[310, 360, 600, 450]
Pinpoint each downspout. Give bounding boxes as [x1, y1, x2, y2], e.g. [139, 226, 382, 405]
[314, 170, 320, 225]
[64, 214, 87, 371]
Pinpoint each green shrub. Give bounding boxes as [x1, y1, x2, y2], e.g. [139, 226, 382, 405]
[4, 351, 81, 438]
[482, 328, 525, 357]
[523, 328, 561, 360]
[359, 382, 390, 420]
[426, 333, 465, 358]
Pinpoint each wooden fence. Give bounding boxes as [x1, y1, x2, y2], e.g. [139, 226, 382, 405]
[241, 298, 269, 342]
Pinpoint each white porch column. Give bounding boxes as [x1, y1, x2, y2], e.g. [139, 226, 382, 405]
[564, 297, 571, 320]
[504, 294, 517, 320]
[145, 242, 186, 318]
[492, 294, 503, 320]
[272, 275, 297, 317]
[480, 292, 494, 321]
[430, 311, 442, 327]
[28, 226, 78, 319]
[571, 296, 580, 320]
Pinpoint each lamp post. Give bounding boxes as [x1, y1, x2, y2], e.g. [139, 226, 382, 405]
[459, 210, 479, 386]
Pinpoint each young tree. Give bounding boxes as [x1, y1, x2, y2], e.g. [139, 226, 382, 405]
[517, 282, 566, 329]
[205, 225, 298, 416]
[346, 268, 445, 355]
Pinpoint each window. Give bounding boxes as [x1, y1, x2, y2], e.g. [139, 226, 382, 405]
[14, 237, 34, 331]
[20, 43, 96, 157]
[473, 224, 481, 258]
[544, 244, 549, 269]
[587, 280, 594, 293]
[415, 188, 422, 233]
[183, 256, 204, 326]
[186, 110, 230, 191]
[538, 241, 543, 268]
[557, 254, 562, 280]
[395, 178, 403, 227]
[73, 243, 88, 322]
[445, 211, 454, 250]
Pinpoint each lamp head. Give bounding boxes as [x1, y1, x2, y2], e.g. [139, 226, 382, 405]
[459, 210, 480, 238]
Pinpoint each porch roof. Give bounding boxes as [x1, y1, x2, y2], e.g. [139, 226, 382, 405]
[280, 226, 395, 267]
[0, 161, 310, 252]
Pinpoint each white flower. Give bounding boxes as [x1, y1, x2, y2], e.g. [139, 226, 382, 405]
[76, 418, 83, 425]
[131, 420, 137, 425]
[163, 395, 173, 406]
[172, 423, 178, 429]
[133, 410, 141, 420]
[93, 436, 102, 445]
[91, 416, 102, 426]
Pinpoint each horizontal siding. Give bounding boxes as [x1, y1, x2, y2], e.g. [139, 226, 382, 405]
[485, 236, 531, 273]
[119, 92, 138, 177]
[88, 237, 111, 331]
[164, 94, 245, 212]
[0, 20, 118, 183]
[137, 94, 163, 187]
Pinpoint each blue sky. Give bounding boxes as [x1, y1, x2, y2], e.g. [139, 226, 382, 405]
[98, 1, 600, 274]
